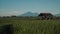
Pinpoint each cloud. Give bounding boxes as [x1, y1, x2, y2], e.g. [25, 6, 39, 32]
[37, 9, 60, 15]
[0, 9, 60, 16]
[0, 11, 22, 16]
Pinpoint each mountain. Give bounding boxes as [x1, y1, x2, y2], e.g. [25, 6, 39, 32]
[20, 12, 39, 16]
[54, 14, 60, 17]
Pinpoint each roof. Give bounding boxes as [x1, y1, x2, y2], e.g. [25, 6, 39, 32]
[39, 13, 53, 16]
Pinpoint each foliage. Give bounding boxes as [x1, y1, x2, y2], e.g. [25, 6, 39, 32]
[0, 17, 60, 34]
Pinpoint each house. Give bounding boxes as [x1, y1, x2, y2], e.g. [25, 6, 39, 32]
[38, 13, 53, 20]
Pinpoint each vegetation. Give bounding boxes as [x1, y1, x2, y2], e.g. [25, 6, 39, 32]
[0, 17, 60, 34]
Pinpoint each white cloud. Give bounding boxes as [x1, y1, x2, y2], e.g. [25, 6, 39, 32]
[0, 9, 60, 16]
[37, 10, 60, 15]
[0, 11, 22, 16]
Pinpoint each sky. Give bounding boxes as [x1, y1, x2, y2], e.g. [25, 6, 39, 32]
[0, 0, 60, 16]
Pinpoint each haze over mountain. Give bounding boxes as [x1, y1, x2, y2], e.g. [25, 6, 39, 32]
[20, 12, 60, 17]
[20, 12, 39, 16]
[0, 0, 60, 16]
[54, 14, 60, 17]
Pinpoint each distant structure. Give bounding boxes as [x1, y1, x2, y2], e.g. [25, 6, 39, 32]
[38, 13, 53, 20]
[11, 15, 16, 17]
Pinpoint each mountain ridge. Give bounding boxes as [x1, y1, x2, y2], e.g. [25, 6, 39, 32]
[20, 12, 39, 16]
[54, 14, 60, 17]
[19, 12, 60, 17]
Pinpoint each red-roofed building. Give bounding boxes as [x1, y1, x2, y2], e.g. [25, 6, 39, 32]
[38, 13, 53, 19]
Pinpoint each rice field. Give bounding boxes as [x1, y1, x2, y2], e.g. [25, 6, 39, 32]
[0, 17, 60, 34]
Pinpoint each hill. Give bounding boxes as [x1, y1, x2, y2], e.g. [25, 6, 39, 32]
[20, 12, 39, 16]
[55, 14, 60, 17]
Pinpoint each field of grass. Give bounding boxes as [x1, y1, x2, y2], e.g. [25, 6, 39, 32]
[0, 17, 60, 34]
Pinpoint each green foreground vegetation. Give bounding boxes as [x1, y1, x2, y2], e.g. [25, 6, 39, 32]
[0, 18, 60, 34]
